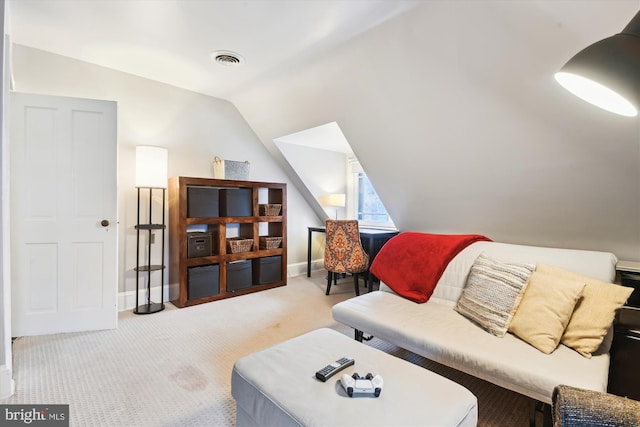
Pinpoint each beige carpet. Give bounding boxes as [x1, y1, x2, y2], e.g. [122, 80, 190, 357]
[3, 272, 531, 426]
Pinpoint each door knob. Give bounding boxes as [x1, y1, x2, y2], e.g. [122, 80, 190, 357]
[101, 219, 110, 227]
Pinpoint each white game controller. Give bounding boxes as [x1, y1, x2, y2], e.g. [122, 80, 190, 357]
[340, 372, 383, 397]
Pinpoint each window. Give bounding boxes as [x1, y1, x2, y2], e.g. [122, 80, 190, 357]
[348, 158, 395, 229]
[357, 173, 391, 222]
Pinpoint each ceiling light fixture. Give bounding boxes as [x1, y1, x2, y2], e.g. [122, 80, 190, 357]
[210, 50, 245, 66]
[554, 10, 640, 117]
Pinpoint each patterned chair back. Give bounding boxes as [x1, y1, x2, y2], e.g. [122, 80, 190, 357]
[324, 220, 369, 274]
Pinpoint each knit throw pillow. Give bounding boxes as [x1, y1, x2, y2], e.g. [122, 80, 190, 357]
[455, 253, 535, 337]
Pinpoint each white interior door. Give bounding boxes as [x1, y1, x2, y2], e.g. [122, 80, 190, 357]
[11, 92, 117, 336]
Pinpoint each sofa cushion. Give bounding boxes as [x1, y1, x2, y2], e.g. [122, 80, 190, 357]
[454, 253, 534, 337]
[427, 242, 617, 306]
[508, 271, 585, 354]
[332, 291, 610, 404]
[536, 264, 633, 358]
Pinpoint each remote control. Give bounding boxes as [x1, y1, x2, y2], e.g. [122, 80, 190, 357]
[315, 356, 354, 382]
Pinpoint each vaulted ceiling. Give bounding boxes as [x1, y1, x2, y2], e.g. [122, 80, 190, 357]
[9, 0, 419, 101]
[9, 0, 640, 260]
[9, 1, 638, 105]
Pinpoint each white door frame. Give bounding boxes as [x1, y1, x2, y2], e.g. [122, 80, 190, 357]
[0, 21, 14, 399]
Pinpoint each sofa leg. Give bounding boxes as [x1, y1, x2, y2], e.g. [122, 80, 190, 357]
[529, 400, 552, 427]
[354, 329, 374, 343]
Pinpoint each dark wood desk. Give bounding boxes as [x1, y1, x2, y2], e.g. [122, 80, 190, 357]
[307, 226, 399, 277]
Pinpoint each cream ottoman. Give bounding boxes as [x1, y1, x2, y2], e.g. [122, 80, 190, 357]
[231, 328, 477, 426]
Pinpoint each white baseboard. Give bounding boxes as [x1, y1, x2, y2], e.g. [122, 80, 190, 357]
[119, 290, 137, 312]
[286, 259, 324, 277]
[0, 364, 15, 399]
[118, 286, 168, 312]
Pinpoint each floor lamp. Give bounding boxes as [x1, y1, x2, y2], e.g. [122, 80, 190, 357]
[134, 146, 168, 314]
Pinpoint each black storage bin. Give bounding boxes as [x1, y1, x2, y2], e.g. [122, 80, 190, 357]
[253, 256, 282, 285]
[227, 260, 252, 291]
[187, 187, 219, 218]
[620, 272, 640, 308]
[187, 232, 212, 258]
[219, 188, 252, 216]
[187, 264, 219, 299]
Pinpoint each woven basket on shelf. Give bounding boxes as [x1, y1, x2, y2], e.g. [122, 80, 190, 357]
[259, 236, 282, 250]
[259, 204, 282, 216]
[227, 238, 254, 254]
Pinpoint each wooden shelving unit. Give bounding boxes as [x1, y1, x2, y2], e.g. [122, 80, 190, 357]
[168, 176, 287, 308]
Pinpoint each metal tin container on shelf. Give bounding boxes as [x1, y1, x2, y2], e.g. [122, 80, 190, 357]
[187, 232, 213, 258]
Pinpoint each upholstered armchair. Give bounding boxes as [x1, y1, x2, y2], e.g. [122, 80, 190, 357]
[324, 220, 369, 296]
[552, 384, 640, 426]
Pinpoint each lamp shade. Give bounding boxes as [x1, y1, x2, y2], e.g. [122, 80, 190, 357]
[320, 193, 346, 207]
[555, 10, 640, 117]
[135, 146, 168, 188]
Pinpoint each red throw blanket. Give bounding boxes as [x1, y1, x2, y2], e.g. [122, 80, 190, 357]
[370, 232, 491, 303]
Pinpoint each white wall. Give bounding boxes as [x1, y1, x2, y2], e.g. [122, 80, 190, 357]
[10, 44, 322, 310]
[232, 1, 640, 261]
[275, 142, 347, 219]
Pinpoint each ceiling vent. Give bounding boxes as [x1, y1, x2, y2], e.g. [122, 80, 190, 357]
[211, 50, 245, 66]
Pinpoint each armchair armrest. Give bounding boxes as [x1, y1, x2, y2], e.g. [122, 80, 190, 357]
[553, 385, 640, 427]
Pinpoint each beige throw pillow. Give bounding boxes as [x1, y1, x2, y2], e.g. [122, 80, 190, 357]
[536, 264, 633, 358]
[508, 271, 585, 354]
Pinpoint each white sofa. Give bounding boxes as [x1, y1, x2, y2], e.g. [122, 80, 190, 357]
[332, 241, 620, 405]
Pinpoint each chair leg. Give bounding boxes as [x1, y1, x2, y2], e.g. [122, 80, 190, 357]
[326, 271, 332, 295]
[353, 273, 360, 296]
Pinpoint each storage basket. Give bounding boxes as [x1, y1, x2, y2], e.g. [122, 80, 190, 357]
[213, 157, 250, 180]
[259, 236, 282, 250]
[259, 204, 282, 216]
[227, 238, 254, 254]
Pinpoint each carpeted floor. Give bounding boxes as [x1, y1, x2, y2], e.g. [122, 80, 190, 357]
[3, 272, 532, 426]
